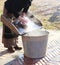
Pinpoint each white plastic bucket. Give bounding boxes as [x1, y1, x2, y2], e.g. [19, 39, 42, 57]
[22, 29, 49, 58]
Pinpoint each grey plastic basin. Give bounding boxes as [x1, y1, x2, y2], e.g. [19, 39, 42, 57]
[22, 29, 49, 58]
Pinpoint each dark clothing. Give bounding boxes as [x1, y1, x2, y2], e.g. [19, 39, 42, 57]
[5, 0, 32, 18]
[2, 0, 32, 48]
[3, 25, 18, 38]
[2, 9, 18, 48]
[3, 0, 32, 39]
[3, 10, 18, 39]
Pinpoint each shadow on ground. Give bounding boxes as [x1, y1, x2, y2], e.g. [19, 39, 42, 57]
[5, 54, 41, 65]
[0, 49, 9, 57]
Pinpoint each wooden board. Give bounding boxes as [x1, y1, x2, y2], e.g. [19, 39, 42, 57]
[1, 15, 20, 35]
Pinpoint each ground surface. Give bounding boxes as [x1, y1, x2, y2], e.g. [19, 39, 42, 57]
[0, 27, 60, 65]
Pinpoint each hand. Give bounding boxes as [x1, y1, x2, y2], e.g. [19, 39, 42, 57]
[18, 16, 27, 25]
[21, 12, 26, 17]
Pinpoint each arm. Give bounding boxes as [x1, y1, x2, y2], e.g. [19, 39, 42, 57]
[13, 0, 33, 18]
[18, 0, 33, 25]
[23, 0, 33, 13]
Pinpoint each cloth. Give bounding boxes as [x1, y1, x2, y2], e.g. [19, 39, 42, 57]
[14, 16, 41, 35]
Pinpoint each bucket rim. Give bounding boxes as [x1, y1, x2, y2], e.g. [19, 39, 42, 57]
[22, 30, 49, 37]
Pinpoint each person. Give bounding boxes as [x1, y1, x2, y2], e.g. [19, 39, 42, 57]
[2, 0, 33, 53]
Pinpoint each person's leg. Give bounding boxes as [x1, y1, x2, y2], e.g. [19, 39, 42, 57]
[2, 24, 22, 52]
[2, 36, 15, 53]
[2, 24, 16, 52]
[14, 37, 22, 50]
[2, 7, 22, 53]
